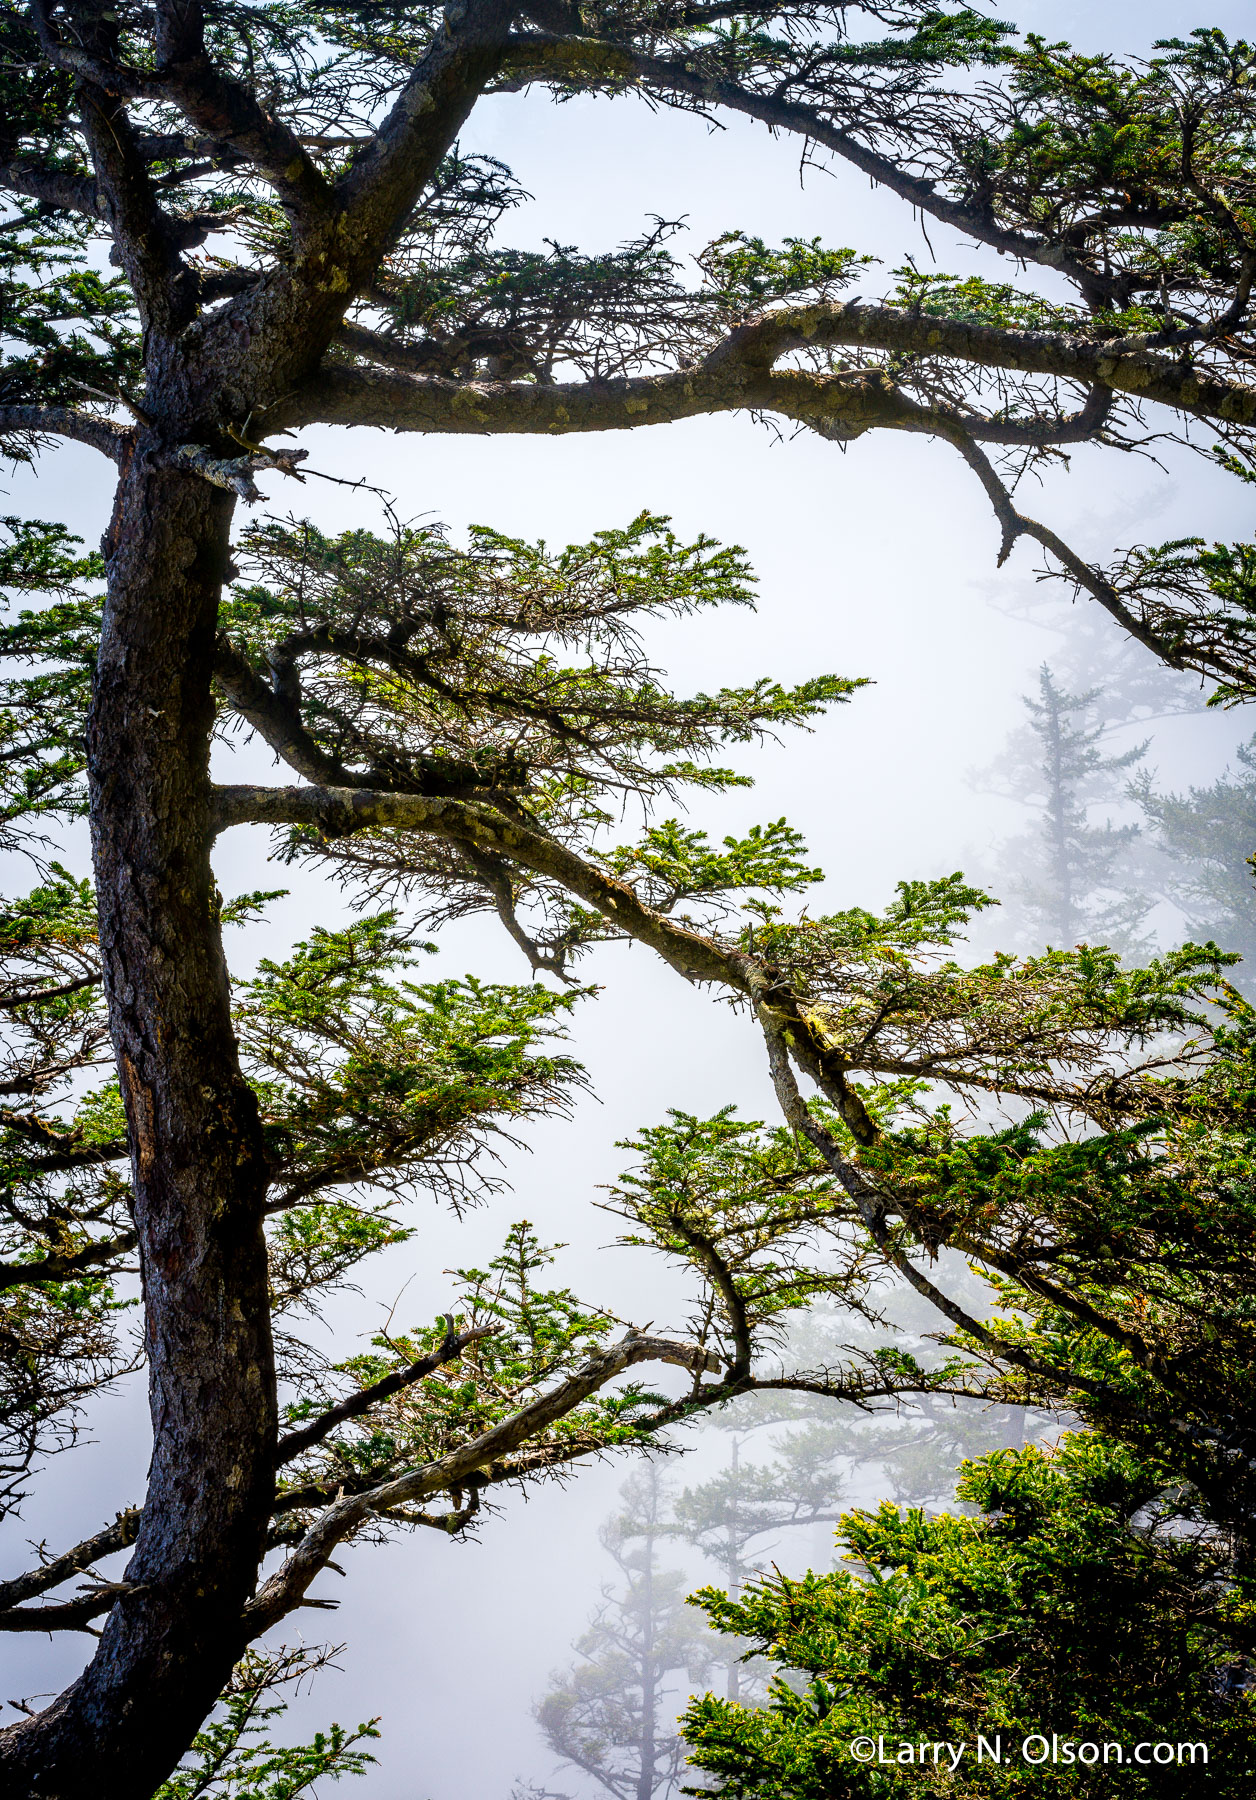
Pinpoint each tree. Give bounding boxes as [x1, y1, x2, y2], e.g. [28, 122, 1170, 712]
[668, 1430, 847, 1703]
[531, 1430, 853, 1792]
[979, 664, 1152, 953]
[1133, 736, 1256, 984]
[537, 1308, 1033, 1771]
[682, 1433, 1256, 1798]
[972, 617, 1255, 981]
[4, 6, 1256, 1792]
[530, 1465, 718, 1800]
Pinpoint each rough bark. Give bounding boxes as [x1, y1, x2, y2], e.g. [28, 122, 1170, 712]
[0, 455, 277, 1798]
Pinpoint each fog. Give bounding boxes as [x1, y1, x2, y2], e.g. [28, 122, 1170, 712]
[3, 2, 1253, 1792]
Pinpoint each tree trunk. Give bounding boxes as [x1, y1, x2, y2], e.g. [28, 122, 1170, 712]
[637, 1523, 657, 1800]
[0, 451, 277, 1798]
[726, 1438, 741, 1706]
[1042, 683, 1075, 944]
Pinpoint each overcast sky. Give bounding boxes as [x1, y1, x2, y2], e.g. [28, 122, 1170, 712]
[3, 4, 1254, 1793]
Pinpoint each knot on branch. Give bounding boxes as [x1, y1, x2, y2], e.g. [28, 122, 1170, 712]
[169, 442, 310, 502]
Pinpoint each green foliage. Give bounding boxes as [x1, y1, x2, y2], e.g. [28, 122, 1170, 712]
[0, 519, 101, 842]
[221, 509, 852, 821]
[221, 511, 855, 975]
[0, 211, 141, 446]
[0, 894, 599, 1509]
[4, 0, 1256, 1780]
[374, 221, 870, 382]
[889, 266, 1077, 335]
[1103, 531, 1256, 706]
[1133, 736, 1256, 983]
[237, 912, 589, 1211]
[602, 819, 825, 920]
[683, 1433, 1256, 1797]
[989, 28, 1256, 301]
[0, 864, 128, 1509]
[607, 1109, 866, 1370]
[155, 1649, 379, 1800]
[274, 1221, 661, 1515]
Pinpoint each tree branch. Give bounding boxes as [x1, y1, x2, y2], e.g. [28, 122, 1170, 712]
[71, 43, 200, 338]
[941, 430, 1256, 691]
[334, 0, 516, 252]
[212, 640, 359, 786]
[505, 32, 1139, 307]
[0, 1584, 135, 1634]
[0, 160, 100, 215]
[0, 406, 133, 463]
[275, 1323, 502, 1464]
[168, 442, 309, 502]
[286, 355, 938, 443]
[0, 1107, 124, 1161]
[212, 639, 529, 796]
[0, 1512, 141, 1611]
[700, 298, 1256, 428]
[249, 1330, 721, 1629]
[0, 1234, 135, 1293]
[27, 0, 160, 99]
[334, 321, 528, 377]
[151, 38, 332, 220]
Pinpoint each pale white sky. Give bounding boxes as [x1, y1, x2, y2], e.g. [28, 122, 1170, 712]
[3, 4, 1253, 1791]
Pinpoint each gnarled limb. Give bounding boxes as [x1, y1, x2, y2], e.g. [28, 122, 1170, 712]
[0, 1511, 141, 1611]
[0, 1585, 135, 1634]
[0, 161, 99, 215]
[944, 431, 1256, 696]
[250, 1330, 723, 1631]
[150, 0, 332, 225]
[0, 407, 132, 463]
[300, 299, 1256, 439]
[0, 1234, 135, 1292]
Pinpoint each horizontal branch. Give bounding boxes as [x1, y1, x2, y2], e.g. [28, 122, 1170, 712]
[168, 441, 308, 502]
[0, 1510, 140, 1610]
[293, 297, 1256, 454]
[288, 357, 759, 436]
[248, 1330, 722, 1629]
[704, 298, 1256, 428]
[0, 972, 102, 1010]
[286, 356, 962, 447]
[211, 780, 880, 1143]
[0, 406, 133, 463]
[0, 1107, 124, 1160]
[0, 159, 100, 215]
[0, 1584, 133, 1634]
[275, 1322, 502, 1465]
[0, 1233, 135, 1292]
